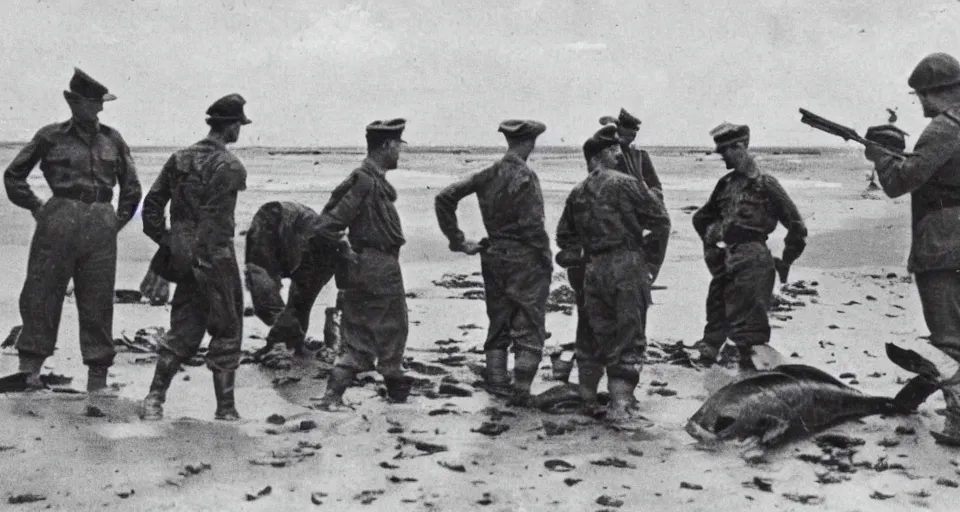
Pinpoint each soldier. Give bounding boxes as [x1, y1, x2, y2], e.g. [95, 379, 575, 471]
[435, 119, 553, 406]
[139, 94, 251, 421]
[554, 125, 671, 420]
[863, 52, 960, 445]
[313, 119, 413, 411]
[244, 201, 344, 355]
[692, 123, 807, 372]
[3, 68, 142, 412]
[599, 108, 665, 205]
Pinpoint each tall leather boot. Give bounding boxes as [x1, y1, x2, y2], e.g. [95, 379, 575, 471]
[384, 374, 415, 404]
[482, 350, 513, 398]
[736, 344, 759, 375]
[139, 351, 180, 421]
[577, 360, 604, 417]
[316, 366, 355, 412]
[932, 375, 960, 446]
[605, 364, 641, 423]
[212, 370, 240, 421]
[508, 350, 542, 407]
[85, 364, 115, 417]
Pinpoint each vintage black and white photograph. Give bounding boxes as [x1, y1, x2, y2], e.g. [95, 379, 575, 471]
[1, 0, 960, 510]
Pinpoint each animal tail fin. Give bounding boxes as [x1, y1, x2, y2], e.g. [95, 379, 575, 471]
[886, 343, 942, 379]
[889, 375, 941, 413]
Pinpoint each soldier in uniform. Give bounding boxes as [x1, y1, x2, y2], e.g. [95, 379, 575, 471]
[435, 119, 553, 406]
[554, 125, 671, 420]
[3, 68, 142, 411]
[313, 119, 413, 411]
[244, 201, 345, 355]
[692, 123, 807, 372]
[139, 94, 251, 421]
[863, 52, 960, 445]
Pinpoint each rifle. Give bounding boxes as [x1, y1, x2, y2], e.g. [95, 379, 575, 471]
[798, 108, 910, 158]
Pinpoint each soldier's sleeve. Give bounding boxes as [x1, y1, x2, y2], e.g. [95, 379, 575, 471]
[876, 114, 960, 198]
[3, 128, 50, 212]
[141, 154, 175, 245]
[314, 171, 374, 243]
[640, 150, 665, 204]
[110, 130, 143, 230]
[692, 180, 723, 241]
[434, 167, 487, 251]
[765, 175, 808, 264]
[197, 159, 246, 257]
[624, 179, 671, 273]
[555, 192, 580, 252]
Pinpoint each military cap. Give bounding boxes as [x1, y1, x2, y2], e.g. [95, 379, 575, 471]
[206, 94, 252, 124]
[709, 122, 750, 152]
[617, 108, 641, 130]
[582, 124, 620, 161]
[498, 119, 547, 140]
[908, 53, 960, 93]
[66, 67, 116, 102]
[365, 118, 407, 144]
[865, 124, 909, 151]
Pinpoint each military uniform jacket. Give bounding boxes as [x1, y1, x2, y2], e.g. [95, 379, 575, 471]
[876, 105, 960, 272]
[142, 138, 247, 276]
[4, 120, 142, 226]
[435, 153, 550, 252]
[622, 144, 664, 203]
[556, 167, 670, 267]
[692, 159, 807, 264]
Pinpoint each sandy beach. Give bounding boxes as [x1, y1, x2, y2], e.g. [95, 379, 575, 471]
[1, 144, 958, 511]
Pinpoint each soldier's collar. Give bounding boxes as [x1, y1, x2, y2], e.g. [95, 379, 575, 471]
[361, 157, 387, 177]
[202, 136, 227, 150]
[736, 156, 760, 179]
[64, 118, 103, 136]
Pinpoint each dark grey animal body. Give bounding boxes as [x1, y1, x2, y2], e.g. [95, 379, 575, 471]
[685, 363, 936, 448]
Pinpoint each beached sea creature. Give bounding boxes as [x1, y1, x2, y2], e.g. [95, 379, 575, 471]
[685, 347, 939, 456]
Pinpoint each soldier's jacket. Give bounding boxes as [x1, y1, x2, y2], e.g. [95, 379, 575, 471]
[142, 138, 247, 275]
[621, 145, 664, 204]
[246, 201, 323, 278]
[435, 153, 550, 253]
[692, 158, 807, 264]
[4, 120, 142, 226]
[556, 167, 670, 269]
[875, 106, 960, 272]
[313, 158, 405, 295]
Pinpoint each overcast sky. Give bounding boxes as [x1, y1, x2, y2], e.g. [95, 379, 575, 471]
[2, 0, 960, 147]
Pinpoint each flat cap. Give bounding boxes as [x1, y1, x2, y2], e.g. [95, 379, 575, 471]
[66, 68, 116, 102]
[206, 94, 252, 124]
[710, 122, 750, 152]
[908, 53, 960, 93]
[865, 124, 909, 151]
[582, 124, 620, 161]
[498, 119, 547, 140]
[365, 118, 407, 143]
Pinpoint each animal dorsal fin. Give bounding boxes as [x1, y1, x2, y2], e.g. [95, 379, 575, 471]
[711, 372, 798, 396]
[770, 365, 849, 388]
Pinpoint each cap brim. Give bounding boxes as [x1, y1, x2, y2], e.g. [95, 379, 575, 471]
[102, 93, 117, 102]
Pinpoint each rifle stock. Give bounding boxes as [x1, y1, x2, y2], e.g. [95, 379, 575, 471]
[798, 108, 909, 158]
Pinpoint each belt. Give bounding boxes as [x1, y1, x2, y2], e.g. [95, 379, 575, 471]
[355, 245, 400, 258]
[589, 243, 638, 258]
[53, 187, 113, 204]
[926, 196, 960, 214]
[722, 229, 768, 245]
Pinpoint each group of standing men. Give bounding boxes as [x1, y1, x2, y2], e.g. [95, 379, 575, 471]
[4, 52, 960, 441]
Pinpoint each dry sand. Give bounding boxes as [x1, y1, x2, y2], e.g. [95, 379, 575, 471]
[1, 145, 959, 511]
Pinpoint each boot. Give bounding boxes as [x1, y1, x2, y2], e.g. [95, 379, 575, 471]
[508, 350, 542, 407]
[693, 339, 722, 368]
[384, 374, 414, 404]
[932, 379, 960, 446]
[140, 351, 180, 421]
[316, 366, 355, 412]
[605, 364, 641, 423]
[736, 344, 759, 375]
[550, 351, 574, 383]
[482, 350, 513, 398]
[577, 360, 604, 417]
[212, 371, 240, 421]
[18, 354, 46, 391]
[85, 364, 115, 417]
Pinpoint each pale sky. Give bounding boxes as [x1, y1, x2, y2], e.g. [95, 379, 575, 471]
[2, 0, 960, 147]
